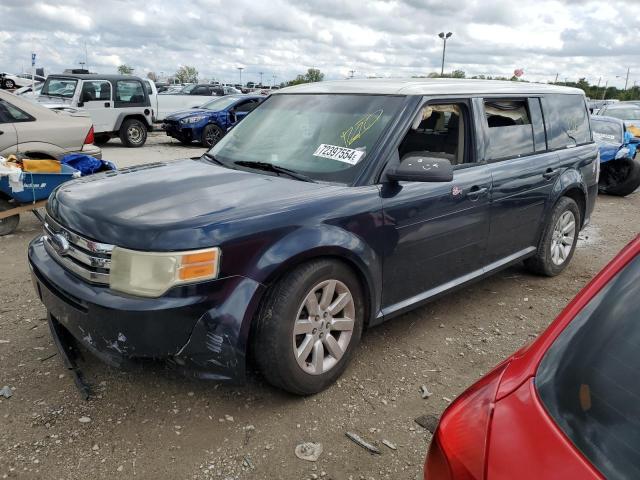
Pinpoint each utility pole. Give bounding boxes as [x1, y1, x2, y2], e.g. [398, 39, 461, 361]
[597, 77, 601, 88]
[259, 71, 264, 86]
[624, 67, 630, 91]
[237, 67, 244, 85]
[272, 74, 277, 87]
[438, 32, 453, 77]
[554, 73, 559, 83]
[602, 80, 608, 100]
[349, 70, 356, 79]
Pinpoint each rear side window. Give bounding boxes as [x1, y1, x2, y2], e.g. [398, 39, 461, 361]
[115, 80, 146, 106]
[542, 94, 591, 149]
[484, 100, 535, 160]
[0, 99, 34, 123]
[536, 255, 640, 480]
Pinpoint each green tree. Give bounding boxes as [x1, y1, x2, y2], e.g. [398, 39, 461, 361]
[117, 64, 134, 75]
[146, 71, 158, 82]
[286, 68, 325, 86]
[175, 66, 198, 83]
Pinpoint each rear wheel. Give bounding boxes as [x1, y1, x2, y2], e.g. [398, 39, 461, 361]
[3, 79, 15, 89]
[524, 197, 580, 276]
[599, 157, 640, 197]
[0, 199, 19, 236]
[201, 124, 224, 148]
[93, 134, 111, 146]
[119, 119, 147, 148]
[253, 260, 364, 395]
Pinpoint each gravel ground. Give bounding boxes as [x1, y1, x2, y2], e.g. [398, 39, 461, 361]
[0, 132, 638, 479]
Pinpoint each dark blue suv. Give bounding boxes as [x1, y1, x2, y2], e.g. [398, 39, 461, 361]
[29, 79, 598, 395]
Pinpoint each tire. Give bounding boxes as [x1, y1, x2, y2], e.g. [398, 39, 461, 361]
[598, 157, 640, 197]
[119, 119, 147, 148]
[253, 259, 365, 395]
[93, 134, 111, 146]
[0, 198, 19, 236]
[3, 79, 15, 89]
[201, 124, 224, 148]
[524, 197, 580, 276]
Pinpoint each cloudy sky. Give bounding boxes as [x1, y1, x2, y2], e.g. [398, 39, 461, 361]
[0, 0, 638, 88]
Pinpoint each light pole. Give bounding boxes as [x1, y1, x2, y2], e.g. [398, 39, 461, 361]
[616, 67, 630, 90]
[259, 71, 264, 87]
[272, 74, 277, 87]
[602, 80, 609, 100]
[237, 67, 244, 85]
[438, 32, 453, 77]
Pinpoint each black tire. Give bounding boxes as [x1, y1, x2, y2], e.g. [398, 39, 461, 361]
[3, 79, 15, 89]
[201, 124, 224, 148]
[252, 259, 365, 395]
[119, 119, 147, 148]
[0, 198, 19, 236]
[93, 134, 111, 146]
[599, 157, 640, 197]
[177, 135, 192, 145]
[524, 197, 581, 277]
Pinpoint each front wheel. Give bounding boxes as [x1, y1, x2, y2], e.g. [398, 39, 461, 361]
[201, 124, 224, 148]
[3, 79, 15, 89]
[253, 260, 364, 395]
[599, 157, 640, 197]
[0, 199, 19, 236]
[119, 119, 147, 148]
[524, 197, 580, 276]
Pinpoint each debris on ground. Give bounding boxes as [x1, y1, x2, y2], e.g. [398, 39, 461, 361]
[419, 385, 432, 399]
[382, 439, 397, 450]
[345, 432, 381, 455]
[414, 414, 439, 433]
[0, 385, 12, 398]
[78, 416, 91, 423]
[295, 442, 323, 462]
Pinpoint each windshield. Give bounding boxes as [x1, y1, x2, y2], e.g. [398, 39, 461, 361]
[201, 96, 239, 110]
[210, 93, 405, 184]
[41, 78, 78, 98]
[603, 107, 640, 120]
[537, 254, 640, 480]
[591, 120, 622, 143]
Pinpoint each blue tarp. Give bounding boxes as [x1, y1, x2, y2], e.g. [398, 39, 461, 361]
[60, 154, 116, 176]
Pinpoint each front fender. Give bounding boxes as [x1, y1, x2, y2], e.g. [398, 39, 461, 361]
[250, 225, 382, 326]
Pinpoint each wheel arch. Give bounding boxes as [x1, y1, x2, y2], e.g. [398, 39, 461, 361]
[114, 113, 149, 132]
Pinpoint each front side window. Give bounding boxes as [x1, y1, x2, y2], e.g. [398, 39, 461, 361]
[0, 99, 33, 123]
[210, 94, 405, 184]
[542, 94, 591, 149]
[235, 99, 260, 113]
[398, 102, 469, 166]
[484, 100, 535, 160]
[537, 254, 640, 480]
[81, 81, 111, 102]
[115, 80, 145, 105]
[41, 78, 78, 98]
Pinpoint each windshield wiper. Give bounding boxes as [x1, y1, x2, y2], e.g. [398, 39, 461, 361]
[200, 152, 226, 166]
[234, 161, 316, 183]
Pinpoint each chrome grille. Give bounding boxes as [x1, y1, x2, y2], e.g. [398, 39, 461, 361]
[43, 215, 113, 285]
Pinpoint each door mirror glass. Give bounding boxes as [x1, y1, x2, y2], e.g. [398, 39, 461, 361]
[387, 154, 453, 182]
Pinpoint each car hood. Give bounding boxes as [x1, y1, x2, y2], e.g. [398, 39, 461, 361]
[165, 109, 218, 121]
[47, 159, 349, 251]
[597, 142, 621, 162]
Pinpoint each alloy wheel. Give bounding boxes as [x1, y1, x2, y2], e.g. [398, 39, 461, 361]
[292, 279, 355, 375]
[550, 210, 576, 265]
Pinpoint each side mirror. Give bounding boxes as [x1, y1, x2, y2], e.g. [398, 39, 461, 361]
[191, 105, 200, 109]
[386, 154, 454, 182]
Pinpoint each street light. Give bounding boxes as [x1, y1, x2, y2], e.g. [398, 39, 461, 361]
[237, 67, 244, 85]
[259, 71, 264, 87]
[438, 32, 453, 77]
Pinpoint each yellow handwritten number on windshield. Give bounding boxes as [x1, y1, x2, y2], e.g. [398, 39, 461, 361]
[341, 109, 384, 147]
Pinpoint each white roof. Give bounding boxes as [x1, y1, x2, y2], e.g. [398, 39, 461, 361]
[274, 78, 584, 96]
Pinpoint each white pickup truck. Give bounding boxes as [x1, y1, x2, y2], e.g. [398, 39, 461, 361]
[142, 80, 223, 122]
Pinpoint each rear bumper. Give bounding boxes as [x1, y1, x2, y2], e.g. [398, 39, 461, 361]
[28, 236, 265, 382]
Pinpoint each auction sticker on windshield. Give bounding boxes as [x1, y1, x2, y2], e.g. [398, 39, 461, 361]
[313, 144, 365, 165]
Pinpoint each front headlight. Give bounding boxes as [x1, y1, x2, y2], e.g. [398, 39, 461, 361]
[181, 115, 206, 124]
[109, 247, 220, 297]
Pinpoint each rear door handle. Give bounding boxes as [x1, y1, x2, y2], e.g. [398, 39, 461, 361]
[104, 102, 110, 107]
[543, 168, 560, 180]
[466, 186, 488, 201]
[0, 130, 3, 135]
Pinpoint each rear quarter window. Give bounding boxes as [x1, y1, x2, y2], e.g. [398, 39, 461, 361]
[536, 255, 640, 480]
[542, 94, 591, 149]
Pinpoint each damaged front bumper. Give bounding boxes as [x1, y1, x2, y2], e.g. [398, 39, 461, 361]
[29, 237, 265, 384]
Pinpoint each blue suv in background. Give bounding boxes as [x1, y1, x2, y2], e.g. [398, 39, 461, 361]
[163, 94, 263, 147]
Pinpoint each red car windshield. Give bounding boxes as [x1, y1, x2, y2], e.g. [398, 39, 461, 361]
[536, 254, 640, 480]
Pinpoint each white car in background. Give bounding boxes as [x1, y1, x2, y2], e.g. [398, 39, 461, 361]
[0, 90, 101, 159]
[14, 83, 44, 98]
[1, 73, 46, 90]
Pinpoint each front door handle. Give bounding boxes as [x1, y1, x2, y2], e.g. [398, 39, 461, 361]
[543, 168, 560, 180]
[467, 186, 488, 201]
[0, 130, 3, 135]
[104, 102, 110, 107]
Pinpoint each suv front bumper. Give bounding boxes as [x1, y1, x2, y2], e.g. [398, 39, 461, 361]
[28, 236, 264, 383]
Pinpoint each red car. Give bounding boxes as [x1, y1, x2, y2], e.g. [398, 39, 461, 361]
[425, 235, 640, 480]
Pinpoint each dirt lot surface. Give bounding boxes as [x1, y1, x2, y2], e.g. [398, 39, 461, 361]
[1, 133, 638, 479]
